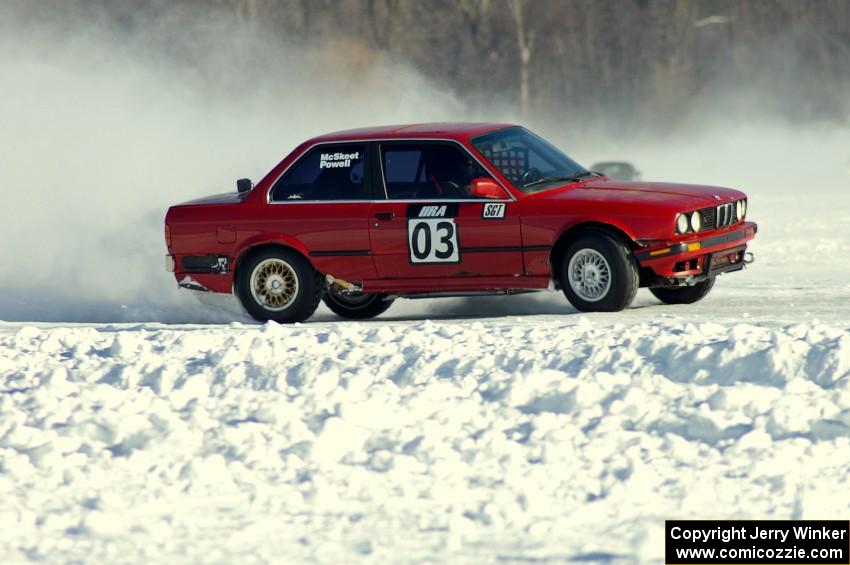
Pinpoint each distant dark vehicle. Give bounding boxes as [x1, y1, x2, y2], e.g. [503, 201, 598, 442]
[591, 161, 641, 181]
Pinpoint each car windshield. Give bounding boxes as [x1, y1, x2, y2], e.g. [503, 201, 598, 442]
[470, 127, 588, 192]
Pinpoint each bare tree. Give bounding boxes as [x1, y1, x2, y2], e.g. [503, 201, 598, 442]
[509, 0, 535, 117]
[54, 0, 850, 127]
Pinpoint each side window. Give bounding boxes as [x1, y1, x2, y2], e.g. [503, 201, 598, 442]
[381, 143, 490, 200]
[384, 150, 426, 184]
[271, 144, 367, 201]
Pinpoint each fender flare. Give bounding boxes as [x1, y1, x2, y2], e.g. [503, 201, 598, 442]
[232, 233, 313, 271]
[549, 218, 640, 274]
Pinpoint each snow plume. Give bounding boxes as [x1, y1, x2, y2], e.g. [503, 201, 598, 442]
[0, 2, 462, 323]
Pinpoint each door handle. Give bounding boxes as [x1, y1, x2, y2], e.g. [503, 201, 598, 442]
[374, 212, 395, 221]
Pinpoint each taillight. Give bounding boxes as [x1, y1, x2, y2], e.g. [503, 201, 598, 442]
[164, 224, 172, 247]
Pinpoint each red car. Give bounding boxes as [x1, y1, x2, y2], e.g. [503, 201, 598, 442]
[164, 123, 757, 322]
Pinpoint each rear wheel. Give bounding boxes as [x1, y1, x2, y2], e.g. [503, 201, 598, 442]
[323, 290, 394, 320]
[650, 277, 715, 305]
[235, 247, 322, 323]
[559, 232, 639, 312]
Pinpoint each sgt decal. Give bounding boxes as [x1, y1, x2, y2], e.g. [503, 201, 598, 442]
[481, 202, 506, 219]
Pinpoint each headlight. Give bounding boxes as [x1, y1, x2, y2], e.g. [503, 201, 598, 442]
[741, 199, 747, 219]
[690, 211, 702, 232]
[736, 200, 744, 220]
[676, 213, 689, 234]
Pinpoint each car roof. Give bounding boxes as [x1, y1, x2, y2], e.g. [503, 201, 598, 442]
[307, 122, 517, 143]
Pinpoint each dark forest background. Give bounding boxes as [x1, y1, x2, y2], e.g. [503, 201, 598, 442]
[15, 0, 850, 132]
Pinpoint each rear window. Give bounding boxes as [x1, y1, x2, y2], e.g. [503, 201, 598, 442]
[271, 144, 368, 201]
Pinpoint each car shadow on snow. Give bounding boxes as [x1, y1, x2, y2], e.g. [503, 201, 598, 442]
[312, 292, 659, 323]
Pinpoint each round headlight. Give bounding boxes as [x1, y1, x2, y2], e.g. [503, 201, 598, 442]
[741, 199, 747, 218]
[690, 211, 702, 232]
[736, 200, 744, 220]
[676, 213, 689, 234]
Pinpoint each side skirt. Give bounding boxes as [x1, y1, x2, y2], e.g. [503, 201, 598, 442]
[360, 275, 551, 294]
[389, 289, 543, 300]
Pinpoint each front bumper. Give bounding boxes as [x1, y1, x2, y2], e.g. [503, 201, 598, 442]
[634, 222, 757, 282]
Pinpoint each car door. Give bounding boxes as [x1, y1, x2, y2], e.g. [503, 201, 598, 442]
[264, 142, 378, 281]
[368, 140, 523, 279]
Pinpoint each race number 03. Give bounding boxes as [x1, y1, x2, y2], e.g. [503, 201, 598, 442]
[408, 219, 460, 263]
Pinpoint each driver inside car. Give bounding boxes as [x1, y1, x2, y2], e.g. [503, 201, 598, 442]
[422, 147, 482, 198]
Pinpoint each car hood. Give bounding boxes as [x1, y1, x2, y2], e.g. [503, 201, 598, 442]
[537, 179, 744, 209]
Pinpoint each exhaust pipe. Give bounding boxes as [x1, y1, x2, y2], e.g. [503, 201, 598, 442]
[178, 275, 211, 292]
[325, 274, 363, 293]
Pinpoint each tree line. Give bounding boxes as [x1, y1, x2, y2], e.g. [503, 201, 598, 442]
[31, 0, 850, 130]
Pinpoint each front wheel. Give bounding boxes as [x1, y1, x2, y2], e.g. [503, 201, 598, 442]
[235, 248, 322, 323]
[559, 232, 639, 312]
[650, 277, 715, 304]
[322, 290, 394, 320]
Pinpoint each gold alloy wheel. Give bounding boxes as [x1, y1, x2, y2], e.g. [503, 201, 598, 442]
[249, 258, 299, 311]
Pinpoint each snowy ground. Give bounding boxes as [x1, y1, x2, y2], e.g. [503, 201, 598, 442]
[2, 314, 850, 563]
[3, 186, 850, 563]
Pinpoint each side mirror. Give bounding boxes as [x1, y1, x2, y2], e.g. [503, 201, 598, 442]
[469, 178, 507, 199]
[237, 178, 253, 193]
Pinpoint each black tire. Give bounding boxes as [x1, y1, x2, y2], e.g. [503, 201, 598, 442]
[323, 290, 394, 320]
[650, 277, 715, 305]
[559, 231, 639, 312]
[235, 247, 322, 323]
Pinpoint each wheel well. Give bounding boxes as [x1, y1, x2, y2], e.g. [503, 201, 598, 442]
[549, 222, 639, 280]
[233, 243, 312, 284]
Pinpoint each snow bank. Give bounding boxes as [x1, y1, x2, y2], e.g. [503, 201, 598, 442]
[2, 318, 849, 562]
